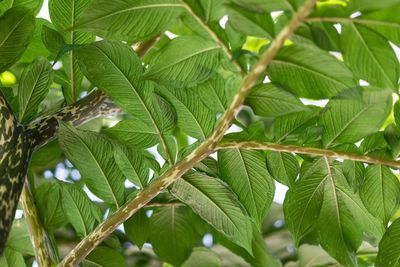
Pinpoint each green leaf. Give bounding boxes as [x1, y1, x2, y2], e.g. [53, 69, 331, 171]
[198, 74, 228, 113]
[58, 122, 125, 207]
[0, 248, 26, 267]
[376, 218, 400, 267]
[18, 57, 52, 123]
[150, 206, 196, 266]
[360, 165, 400, 224]
[218, 149, 275, 226]
[385, 124, 400, 159]
[0, 7, 35, 72]
[266, 151, 299, 187]
[12, 0, 43, 14]
[395, 100, 400, 126]
[124, 209, 149, 249]
[246, 83, 308, 117]
[342, 160, 364, 192]
[320, 88, 392, 148]
[60, 181, 101, 238]
[20, 18, 52, 62]
[35, 182, 67, 231]
[273, 108, 320, 143]
[182, 247, 221, 267]
[341, 23, 399, 90]
[76, 41, 176, 158]
[41, 25, 66, 55]
[105, 119, 159, 149]
[75, 0, 183, 42]
[144, 36, 221, 87]
[49, 0, 93, 102]
[82, 246, 126, 267]
[5, 220, 34, 255]
[114, 146, 149, 188]
[350, 0, 400, 12]
[284, 157, 384, 262]
[170, 172, 253, 254]
[226, 2, 274, 39]
[0, 0, 12, 16]
[268, 44, 356, 99]
[160, 86, 215, 139]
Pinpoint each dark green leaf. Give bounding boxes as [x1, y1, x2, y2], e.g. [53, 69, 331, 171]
[150, 206, 196, 266]
[18, 57, 52, 123]
[266, 151, 299, 187]
[170, 172, 253, 254]
[268, 44, 356, 99]
[384, 124, 400, 159]
[245, 83, 308, 117]
[58, 122, 125, 207]
[144, 36, 221, 87]
[41, 25, 66, 55]
[360, 165, 400, 224]
[341, 23, 399, 89]
[75, 0, 183, 42]
[0, 7, 35, 72]
[114, 146, 149, 188]
[82, 246, 126, 267]
[60, 181, 101, 238]
[376, 218, 400, 267]
[160, 86, 215, 139]
[320, 88, 392, 148]
[218, 149, 275, 226]
[124, 209, 149, 249]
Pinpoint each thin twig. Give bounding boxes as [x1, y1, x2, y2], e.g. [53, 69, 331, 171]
[20, 182, 54, 267]
[216, 140, 400, 169]
[60, 1, 317, 265]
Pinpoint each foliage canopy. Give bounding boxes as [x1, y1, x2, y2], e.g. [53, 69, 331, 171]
[1, 0, 400, 266]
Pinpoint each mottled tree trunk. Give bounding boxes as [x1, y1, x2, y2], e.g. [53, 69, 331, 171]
[0, 89, 120, 254]
[0, 91, 31, 252]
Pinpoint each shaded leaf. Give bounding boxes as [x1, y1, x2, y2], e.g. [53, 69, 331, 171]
[144, 36, 221, 87]
[58, 122, 125, 207]
[182, 247, 221, 267]
[360, 165, 400, 224]
[82, 246, 126, 267]
[124, 209, 149, 249]
[268, 44, 356, 99]
[150, 206, 196, 266]
[218, 149, 275, 226]
[376, 218, 400, 267]
[170, 172, 253, 254]
[75, 0, 183, 42]
[341, 23, 399, 89]
[245, 83, 308, 117]
[266, 151, 299, 187]
[18, 57, 52, 123]
[0, 7, 35, 72]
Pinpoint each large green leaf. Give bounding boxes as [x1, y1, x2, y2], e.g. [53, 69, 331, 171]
[0, 248, 26, 267]
[60, 181, 101, 238]
[5, 220, 34, 256]
[341, 23, 399, 90]
[144, 36, 221, 87]
[226, 2, 274, 39]
[83, 246, 127, 267]
[267, 44, 356, 99]
[360, 165, 400, 224]
[266, 151, 299, 187]
[18, 57, 52, 123]
[114, 146, 149, 188]
[198, 74, 228, 113]
[76, 41, 176, 159]
[124, 209, 149, 249]
[49, 0, 93, 102]
[182, 247, 221, 267]
[218, 149, 275, 226]
[159, 86, 215, 139]
[349, 0, 400, 11]
[170, 172, 253, 254]
[320, 88, 392, 148]
[284, 158, 384, 265]
[20, 18, 52, 62]
[0, 7, 35, 72]
[245, 83, 308, 117]
[376, 218, 400, 267]
[58, 122, 125, 207]
[75, 0, 183, 42]
[150, 206, 197, 266]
